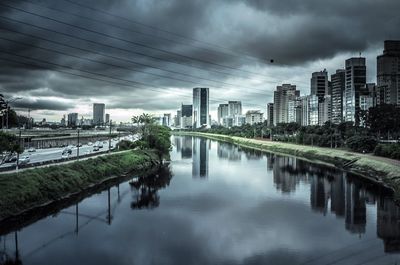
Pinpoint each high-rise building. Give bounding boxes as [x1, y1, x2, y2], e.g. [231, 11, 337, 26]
[163, 113, 171, 127]
[217, 104, 229, 125]
[175, 110, 182, 127]
[60, 115, 66, 127]
[67, 113, 78, 127]
[288, 98, 302, 124]
[93, 103, 105, 126]
[273, 84, 300, 125]
[300, 95, 319, 126]
[105, 113, 110, 124]
[245, 110, 263, 125]
[192, 88, 210, 128]
[267, 103, 274, 127]
[318, 95, 332, 125]
[181, 104, 193, 129]
[311, 70, 329, 102]
[331, 69, 346, 124]
[228, 101, 242, 117]
[343, 57, 366, 125]
[377, 40, 400, 105]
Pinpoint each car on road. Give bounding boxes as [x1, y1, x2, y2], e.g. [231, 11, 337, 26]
[5, 156, 17, 163]
[28, 147, 36, 152]
[93, 146, 100, 151]
[62, 148, 72, 155]
[88, 142, 93, 146]
[18, 156, 30, 165]
[77, 143, 83, 147]
[61, 152, 70, 159]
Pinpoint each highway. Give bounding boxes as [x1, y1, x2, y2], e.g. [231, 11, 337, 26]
[0, 135, 137, 169]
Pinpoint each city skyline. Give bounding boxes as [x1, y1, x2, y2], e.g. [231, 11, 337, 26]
[1, 0, 399, 122]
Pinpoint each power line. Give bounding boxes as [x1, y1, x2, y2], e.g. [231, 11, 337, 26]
[0, 1, 274, 79]
[0, 28, 274, 98]
[62, 0, 274, 64]
[18, 0, 270, 65]
[0, 14, 281, 86]
[0, 51, 267, 108]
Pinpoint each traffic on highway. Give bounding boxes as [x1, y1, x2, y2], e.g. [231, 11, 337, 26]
[0, 135, 137, 169]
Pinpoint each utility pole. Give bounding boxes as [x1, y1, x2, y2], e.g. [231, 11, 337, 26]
[108, 120, 112, 153]
[77, 129, 80, 160]
[16, 129, 21, 172]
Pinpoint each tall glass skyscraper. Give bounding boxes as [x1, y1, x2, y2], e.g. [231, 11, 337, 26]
[93, 103, 105, 126]
[192, 87, 209, 128]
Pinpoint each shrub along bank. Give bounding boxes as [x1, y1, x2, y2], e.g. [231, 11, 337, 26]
[0, 124, 171, 221]
[0, 150, 160, 220]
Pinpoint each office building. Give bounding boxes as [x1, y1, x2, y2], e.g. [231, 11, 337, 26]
[343, 57, 366, 125]
[181, 104, 193, 129]
[300, 95, 319, 126]
[105, 113, 110, 124]
[245, 110, 263, 125]
[228, 101, 242, 117]
[377, 40, 400, 105]
[318, 95, 332, 125]
[267, 103, 274, 127]
[192, 87, 210, 128]
[234, 115, 246, 127]
[331, 69, 346, 124]
[288, 98, 302, 124]
[67, 113, 78, 127]
[273, 84, 300, 125]
[175, 110, 182, 127]
[93, 103, 105, 126]
[163, 113, 171, 127]
[217, 104, 229, 125]
[311, 69, 329, 102]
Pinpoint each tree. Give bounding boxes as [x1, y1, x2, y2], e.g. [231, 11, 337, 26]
[0, 131, 24, 165]
[366, 104, 400, 139]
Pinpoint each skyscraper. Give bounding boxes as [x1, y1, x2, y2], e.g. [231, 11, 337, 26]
[93, 103, 105, 126]
[192, 87, 209, 128]
[228, 101, 242, 117]
[343, 57, 366, 125]
[331, 69, 346, 124]
[273, 84, 300, 125]
[217, 104, 229, 125]
[67, 113, 78, 127]
[377, 40, 400, 105]
[311, 70, 329, 102]
[267, 103, 274, 127]
[181, 104, 193, 129]
[105, 113, 110, 124]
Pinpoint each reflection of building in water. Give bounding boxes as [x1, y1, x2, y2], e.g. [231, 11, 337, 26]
[174, 137, 181, 153]
[244, 149, 263, 160]
[266, 154, 275, 171]
[345, 181, 366, 234]
[217, 142, 241, 161]
[310, 175, 330, 214]
[181, 136, 193, 159]
[192, 138, 209, 178]
[273, 156, 300, 193]
[377, 197, 400, 253]
[330, 173, 345, 218]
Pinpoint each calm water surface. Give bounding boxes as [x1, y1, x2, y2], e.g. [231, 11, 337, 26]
[1, 136, 400, 265]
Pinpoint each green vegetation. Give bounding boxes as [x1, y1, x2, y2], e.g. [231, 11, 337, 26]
[0, 150, 159, 220]
[374, 144, 400, 160]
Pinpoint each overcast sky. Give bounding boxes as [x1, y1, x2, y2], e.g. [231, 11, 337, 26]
[1, 0, 399, 122]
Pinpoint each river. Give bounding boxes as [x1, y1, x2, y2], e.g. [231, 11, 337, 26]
[1, 135, 400, 265]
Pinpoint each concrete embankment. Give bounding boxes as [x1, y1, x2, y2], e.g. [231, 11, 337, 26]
[0, 149, 160, 222]
[174, 132, 400, 196]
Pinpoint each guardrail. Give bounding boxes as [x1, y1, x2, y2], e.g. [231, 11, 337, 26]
[0, 148, 116, 173]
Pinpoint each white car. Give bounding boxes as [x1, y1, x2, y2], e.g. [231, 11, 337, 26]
[18, 156, 30, 165]
[88, 142, 93, 146]
[28, 147, 36, 152]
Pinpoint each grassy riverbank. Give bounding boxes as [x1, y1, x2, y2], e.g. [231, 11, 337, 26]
[174, 131, 400, 195]
[0, 149, 160, 220]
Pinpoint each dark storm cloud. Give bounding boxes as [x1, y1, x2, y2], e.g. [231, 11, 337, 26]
[12, 97, 70, 110]
[0, 0, 399, 115]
